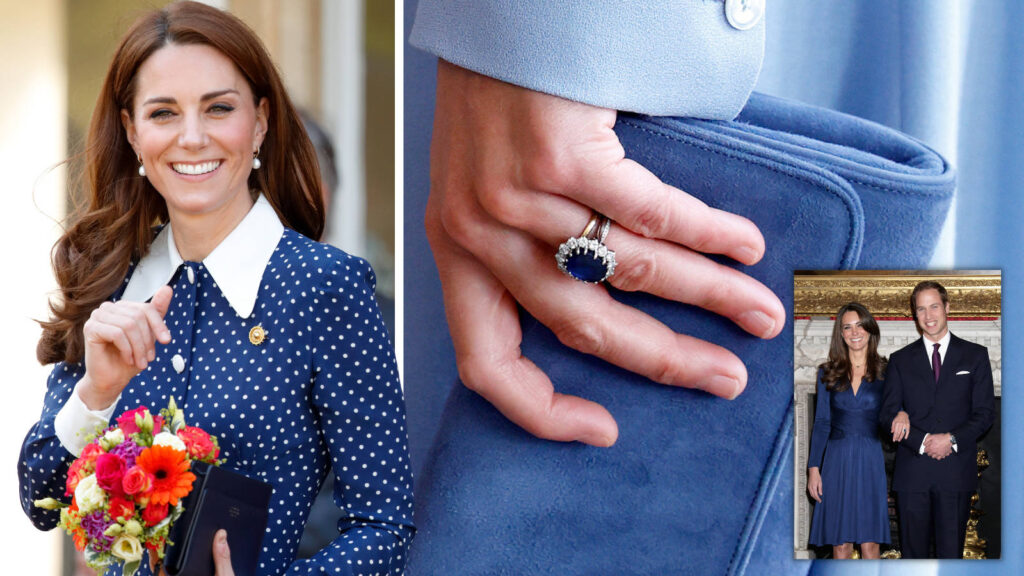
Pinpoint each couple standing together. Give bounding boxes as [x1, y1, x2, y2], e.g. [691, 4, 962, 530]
[807, 281, 996, 559]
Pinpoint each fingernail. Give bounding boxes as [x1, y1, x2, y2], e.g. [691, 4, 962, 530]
[739, 310, 777, 339]
[578, 427, 617, 448]
[592, 432, 617, 448]
[736, 245, 761, 264]
[701, 375, 743, 399]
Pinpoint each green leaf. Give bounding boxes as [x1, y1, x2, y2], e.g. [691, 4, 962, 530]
[123, 559, 141, 576]
[83, 547, 112, 570]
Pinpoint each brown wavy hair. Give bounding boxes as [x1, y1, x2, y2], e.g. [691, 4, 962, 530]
[819, 302, 887, 392]
[38, 1, 324, 365]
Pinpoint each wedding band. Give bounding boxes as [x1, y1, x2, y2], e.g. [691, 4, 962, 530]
[555, 213, 617, 283]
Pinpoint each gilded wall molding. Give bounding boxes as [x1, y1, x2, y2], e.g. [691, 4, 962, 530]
[794, 271, 1001, 317]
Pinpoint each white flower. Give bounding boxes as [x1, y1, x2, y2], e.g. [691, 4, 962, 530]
[152, 431, 187, 452]
[123, 519, 143, 537]
[110, 534, 143, 563]
[103, 428, 125, 446]
[74, 474, 106, 514]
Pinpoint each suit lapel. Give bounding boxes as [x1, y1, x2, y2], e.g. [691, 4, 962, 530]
[910, 337, 935, 386]
[938, 333, 964, 386]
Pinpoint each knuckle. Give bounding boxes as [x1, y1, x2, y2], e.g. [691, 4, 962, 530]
[648, 350, 684, 386]
[437, 197, 480, 248]
[687, 220, 722, 254]
[551, 315, 608, 357]
[609, 249, 656, 293]
[521, 417, 563, 442]
[457, 352, 515, 397]
[518, 146, 576, 193]
[475, 182, 522, 228]
[629, 197, 669, 239]
[457, 357, 490, 395]
[695, 274, 735, 313]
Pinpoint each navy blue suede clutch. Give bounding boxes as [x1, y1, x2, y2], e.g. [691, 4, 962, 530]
[164, 462, 272, 576]
[405, 92, 954, 575]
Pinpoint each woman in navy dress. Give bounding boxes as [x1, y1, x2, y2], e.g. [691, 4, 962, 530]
[806, 302, 893, 558]
[17, 3, 413, 575]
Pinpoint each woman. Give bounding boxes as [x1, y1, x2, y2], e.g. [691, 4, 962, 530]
[806, 302, 891, 558]
[17, 3, 413, 575]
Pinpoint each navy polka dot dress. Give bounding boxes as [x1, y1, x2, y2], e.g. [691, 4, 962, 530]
[19, 228, 415, 575]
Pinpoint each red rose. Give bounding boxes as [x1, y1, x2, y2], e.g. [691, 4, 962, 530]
[177, 426, 219, 461]
[95, 453, 127, 496]
[80, 443, 104, 464]
[116, 407, 148, 435]
[141, 501, 169, 526]
[65, 459, 87, 495]
[122, 466, 153, 496]
[116, 407, 163, 435]
[108, 496, 135, 522]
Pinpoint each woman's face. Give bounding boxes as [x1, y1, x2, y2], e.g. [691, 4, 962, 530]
[122, 43, 268, 223]
[840, 310, 868, 353]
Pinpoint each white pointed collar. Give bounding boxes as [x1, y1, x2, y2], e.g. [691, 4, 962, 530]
[120, 194, 284, 318]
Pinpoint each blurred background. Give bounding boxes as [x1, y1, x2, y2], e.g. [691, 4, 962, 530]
[1, 1, 395, 573]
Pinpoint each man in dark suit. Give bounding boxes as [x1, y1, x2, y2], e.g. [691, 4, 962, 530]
[880, 280, 995, 558]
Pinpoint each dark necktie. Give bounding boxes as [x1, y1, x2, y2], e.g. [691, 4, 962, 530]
[932, 342, 941, 382]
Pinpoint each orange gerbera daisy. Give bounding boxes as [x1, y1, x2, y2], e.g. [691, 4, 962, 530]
[135, 445, 196, 506]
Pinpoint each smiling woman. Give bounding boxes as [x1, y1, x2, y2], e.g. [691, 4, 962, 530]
[121, 43, 270, 260]
[17, 2, 413, 576]
[806, 302, 891, 559]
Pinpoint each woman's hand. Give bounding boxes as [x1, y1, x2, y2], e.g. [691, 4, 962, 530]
[77, 285, 173, 410]
[891, 410, 910, 442]
[426, 60, 785, 447]
[807, 467, 823, 503]
[212, 530, 234, 575]
[148, 530, 233, 576]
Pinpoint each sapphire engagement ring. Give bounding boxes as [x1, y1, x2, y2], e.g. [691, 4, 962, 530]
[555, 213, 617, 283]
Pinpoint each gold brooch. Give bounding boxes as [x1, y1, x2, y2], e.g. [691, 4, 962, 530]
[249, 325, 267, 346]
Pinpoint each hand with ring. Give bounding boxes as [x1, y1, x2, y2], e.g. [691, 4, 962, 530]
[891, 410, 911, 442]
[425, 60, 786, 447]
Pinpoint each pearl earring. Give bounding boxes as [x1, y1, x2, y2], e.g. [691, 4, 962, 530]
[252, 148, 261, 170]
[137, 155, 146, 177]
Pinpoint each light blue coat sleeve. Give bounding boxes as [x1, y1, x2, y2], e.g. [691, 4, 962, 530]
[409, 0, 765, 119]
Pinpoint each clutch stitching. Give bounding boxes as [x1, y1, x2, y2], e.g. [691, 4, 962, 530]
[618, 118, 862, 269]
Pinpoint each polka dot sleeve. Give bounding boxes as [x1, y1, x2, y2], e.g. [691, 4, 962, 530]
[285, 255, 415, 575]
[18, 361, 86, 530]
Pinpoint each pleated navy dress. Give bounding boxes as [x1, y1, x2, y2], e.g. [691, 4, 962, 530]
[807, 369, 891, 546]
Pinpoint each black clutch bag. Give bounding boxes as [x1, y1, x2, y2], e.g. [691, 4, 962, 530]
[163, 461, 272, 576]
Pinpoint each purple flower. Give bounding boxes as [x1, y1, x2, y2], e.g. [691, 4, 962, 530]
[81, 510, 116, 551]
[109, 439, 145, 469]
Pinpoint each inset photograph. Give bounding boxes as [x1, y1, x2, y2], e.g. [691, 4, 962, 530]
[793, 271, 1001, 560]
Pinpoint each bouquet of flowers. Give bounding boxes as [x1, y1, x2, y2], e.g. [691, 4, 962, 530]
[35, 398, 220, 576]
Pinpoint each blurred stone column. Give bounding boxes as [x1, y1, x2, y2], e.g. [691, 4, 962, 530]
[1, 1, 68, 575]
